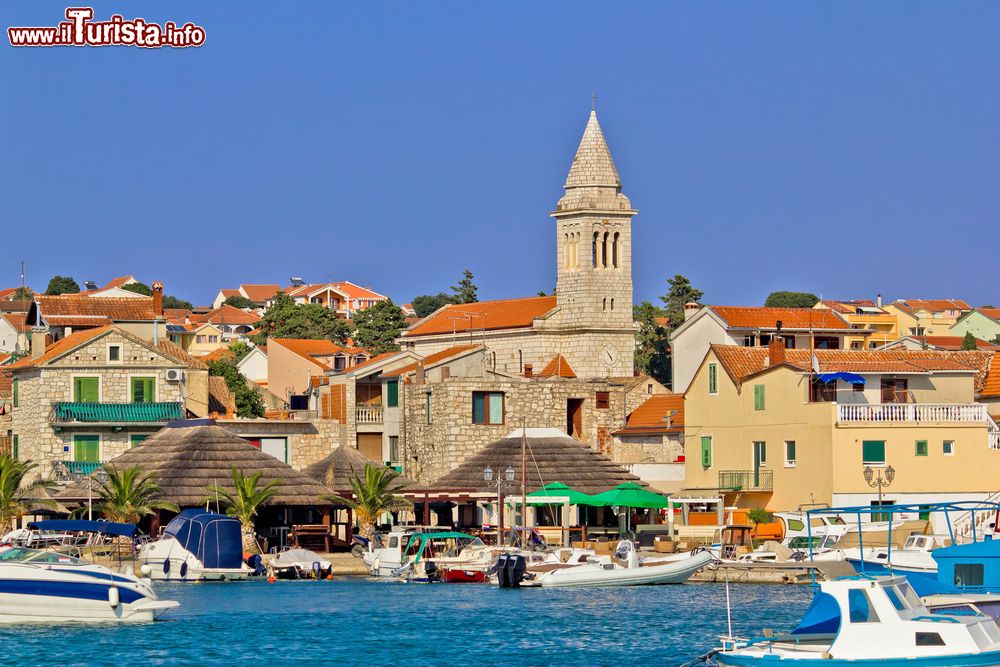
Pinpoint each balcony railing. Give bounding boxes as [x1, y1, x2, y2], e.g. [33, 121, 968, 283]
[356, 404, 384, 424]
[991, 432, 1000, 451]
[51, 402, 185, 424]
[54, 461, 103, 478]
[718, 469, 773, 492]
[837, 403, 987, 424]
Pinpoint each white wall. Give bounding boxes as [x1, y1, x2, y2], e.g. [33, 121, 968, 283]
[671, 315, 732, 393]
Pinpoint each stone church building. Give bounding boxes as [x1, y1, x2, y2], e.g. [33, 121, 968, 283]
[398, 110, 637, 379]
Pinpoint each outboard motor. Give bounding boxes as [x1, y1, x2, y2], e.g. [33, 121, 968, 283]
[499, 554, 526, 588]
[423, 560, 439, 582]
[247, 553, 266, 576]
[496, 554, 511, 587]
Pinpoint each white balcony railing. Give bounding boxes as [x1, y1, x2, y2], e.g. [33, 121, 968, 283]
[356, 404, 384, 424]
[837, 403, 988, 423]
[991, 432, 1000, 450]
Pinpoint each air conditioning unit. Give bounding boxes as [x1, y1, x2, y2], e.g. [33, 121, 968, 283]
[165, 369, 185, 382]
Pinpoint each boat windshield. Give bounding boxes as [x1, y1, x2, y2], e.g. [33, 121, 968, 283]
[0, 547, 87, 565]
[404, 535, 486, 560]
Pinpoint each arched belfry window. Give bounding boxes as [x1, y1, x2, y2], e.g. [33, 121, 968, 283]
[602, 298, 607, 311]
[610, 298, 615, 311]
[592, 232, 599, 268]
[612, 232, 620, 268]
[601, 232, 609, 268]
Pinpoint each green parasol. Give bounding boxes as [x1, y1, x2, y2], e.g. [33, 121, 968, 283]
[523, 481, 601, 506]
[588, 482, 670, 508]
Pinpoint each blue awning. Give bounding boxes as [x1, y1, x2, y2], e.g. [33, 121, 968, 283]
[29, 519, 138, 537]
[816, 372, 866, 385]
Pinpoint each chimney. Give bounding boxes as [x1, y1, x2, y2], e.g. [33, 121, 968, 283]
[877, 293, 883, 308]
[440, 366, 450, 380]
[414, 364, 426, 385]
[684, 302, 700, 321]
[768, 337, 786, 366]
[30, 328, 46, 359]
[524, 363, 533, 378]
[152, 281, 164, 316]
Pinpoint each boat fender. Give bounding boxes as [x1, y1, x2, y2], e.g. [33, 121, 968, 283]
[312, 561, 321, 578]
[108, 586, 120, 608]
[163, 559, 170, 575]
[140, 564, 152, 577]
[180, 562, 188, 579]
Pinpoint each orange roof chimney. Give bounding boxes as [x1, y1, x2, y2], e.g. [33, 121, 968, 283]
[768, 337, 786, 366]
[152, 281, 164, 317]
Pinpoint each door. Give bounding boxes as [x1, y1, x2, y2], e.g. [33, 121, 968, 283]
[753, 441, 766, 488]
[357, 434, 383, 462]
[880, 378, 907, 403]
[566, 399, 584, 440]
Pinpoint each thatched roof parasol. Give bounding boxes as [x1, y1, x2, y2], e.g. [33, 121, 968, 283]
[302, 445, 419, 495]
[56, 419, 334, 507]
[430, 428, 644, 496]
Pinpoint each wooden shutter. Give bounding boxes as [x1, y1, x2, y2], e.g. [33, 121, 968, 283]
[472, 392, 486, 424]
[862, 440, 885, 464]
[754, 384, 765, 410]
[74, 377, 99, 403]
[708, 364, 718, 394]
[74, 435, 100, 462]
[386, 380, 399, 407]
[595, 391, 610, 409]
[11, 379, 17, 408]
[915, 440, 928, 456]
[700, 436, 712, 467]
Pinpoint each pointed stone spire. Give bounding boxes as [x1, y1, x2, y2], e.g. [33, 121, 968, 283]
[564, 110, 621, 190]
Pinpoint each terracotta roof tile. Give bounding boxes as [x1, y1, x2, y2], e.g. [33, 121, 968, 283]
[982, 356, 1000, 398]
[271, 338, 347, 370]
[819, 300, 883, 314]
[538, 353, 577, 378]
[382, 345, 479, 378]
[0, 301, 32, 314]
[163, 308, 193, 323]
[330, 281, 386, 301]
[892, 299, 971, 315]
[190, 305, 261, 326]
[200, 348, 234, 364]
[404, 296, 557, 337]
[208, 376, 233, 414]
[155, 339, 208, 370]
[711, 306, 849, 330]
[8, 326, 113, 369]
[615, 394, 684, 434]
[342, 351, 401, 374]
[239, 284, 283, 302]
[976, 308, 1000, 323]
[1, 312, 29, 333]
[36, 295, 157, 323]
[103, 275, 135, 289]
[916, 336, 1000, 351]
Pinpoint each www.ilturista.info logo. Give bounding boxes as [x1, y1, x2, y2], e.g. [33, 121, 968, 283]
[8, 7, 205, 48]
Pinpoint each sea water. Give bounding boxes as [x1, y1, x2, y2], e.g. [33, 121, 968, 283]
[2, 579, 810, 666]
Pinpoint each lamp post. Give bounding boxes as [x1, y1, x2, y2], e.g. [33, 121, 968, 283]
[863, 464, 895, 520]
[484, 465, 515, 546]
[86, 466, 109, 521]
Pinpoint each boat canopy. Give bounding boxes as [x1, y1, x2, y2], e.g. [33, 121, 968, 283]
[163, 509, 243, 569]
[791, 590, 841, 635]
[28, 519, 138, 538]
[815, 372, 865, 384]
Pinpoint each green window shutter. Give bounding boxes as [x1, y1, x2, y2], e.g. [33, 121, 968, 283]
[130, 434, 149, 448]
[12, 435, 18, 460]
[386, 380, 399, 408]
[472, 392, 486, 424]
[131, 377, 155, 403]
[73, 435, 100, 463]
[754, 384, 765, 410]
[700, 436, 712, 467]
[708, 364, 718, 394]
[12, 379, 17, 408]
[915, 440, 928, 457]
[488, 392, 504, 424]
[862, 440, 885, 464]
[74, 377, 99, 403]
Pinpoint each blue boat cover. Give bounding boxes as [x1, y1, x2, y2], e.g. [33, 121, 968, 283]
[816, 372, 866, 385]
[163, 509, 243, 569]
[791, 591, 841, 635]
[28, 519, 137, 537]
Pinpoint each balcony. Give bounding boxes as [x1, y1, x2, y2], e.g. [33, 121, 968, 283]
[51, 402, 185, 425]
[356, 404, 384, 424]
[54, 461, 103, 479]
[837, 403, 988, 424]
[718, 469, 773, 492]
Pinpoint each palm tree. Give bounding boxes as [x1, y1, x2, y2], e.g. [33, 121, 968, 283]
[96, 465, 178, 524]
[328, 463, 412, 541]
[206, 468, 281, 553]
[0, 455, 55, 533]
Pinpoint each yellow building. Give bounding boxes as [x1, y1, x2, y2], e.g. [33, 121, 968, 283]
[815, 300, 898, 350]
[683, 341, 999, 528]
[883, 299, 971, 337]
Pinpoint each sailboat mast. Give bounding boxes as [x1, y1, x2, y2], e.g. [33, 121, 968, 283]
[521, 418, 527, 533]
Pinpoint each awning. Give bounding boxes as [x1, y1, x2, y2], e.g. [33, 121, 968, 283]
[28, 519, 138, 537]
[815, 372, 866, 385]
[588, 482, 671, 508]
[523, 482, 601, 506]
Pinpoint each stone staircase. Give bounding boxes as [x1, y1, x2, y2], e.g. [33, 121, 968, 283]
[953, 491, 1000, 543]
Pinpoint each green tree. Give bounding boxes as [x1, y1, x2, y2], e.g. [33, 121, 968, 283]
[223, 295, 257, 309]
[961, 331, 978, 350]
[659, 274, 704, 334]
[11, 287, 33, 301]
[746, 507, 773, 539]
[633, 301, 671, 385]
[410, 292, 455, 318]
[0, 456, 55, 532]
[327, 463, 411, 541]
[228, 340, 253, 363]
[451, 269, 478, 304]
[206, 468, 281, 552]
[162, 295, 194, 310]
[250, 293, 352, 346]
[764, 291, 820, 308]
[353, 299, 408, 355]
[96, 465, 178, 524]
[120, 282, 153, 296]
[208, 357, 265, 418]
[45, 275, 80, 295]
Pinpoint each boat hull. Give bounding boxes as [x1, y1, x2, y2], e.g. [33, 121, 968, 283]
[537, 551, 712, 588]
[440, 568, 489, 583]
[715, 649, 1000, 666]
[0, 573, 177, 623]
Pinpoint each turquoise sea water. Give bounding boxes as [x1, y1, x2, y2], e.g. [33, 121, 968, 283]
[4, 579, 811, 666]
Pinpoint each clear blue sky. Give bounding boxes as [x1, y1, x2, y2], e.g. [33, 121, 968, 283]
[3, 2, 998, 308]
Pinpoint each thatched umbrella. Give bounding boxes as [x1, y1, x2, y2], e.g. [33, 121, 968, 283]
[302, 445, 416, 495]
[56, 419, 334, 508]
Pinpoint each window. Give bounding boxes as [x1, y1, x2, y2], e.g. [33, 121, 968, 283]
[11, 435, 18, 460]
[130, 434, 149, 448]
[954, 563, 985, 588]
[883, 586, 906, 611]
[386, 380, 399, 408]
[195, 335, 205, 344]
[472, 391, 504, 425]
[785, 441, 796, 467]
[388, 436, 399, 464]
[208, 335, 219, 343]
[708, 363, 718, 395]
[753, 441, 766, 466]
[915, 633, 945, 647]
[943, 440, 954, 456]
[130, 377, 155, 403]
[108, 345, 121, 362]
[915, 440, 928, 457]
[862, 440, 885, 465]
[73, 377, 99, 403]
[918, 505, 931, 521]
[813, 336, 840, 350]
[11, 379, 17, 408]
[700, 436, 712, 468]
[333, 355, 346, 372]
[853, 382, 864, 392]
[595, 391, 610, 409]
[753, 384, 765, 410]
[871, 500, 894, 522]
[425, 392, 432, 424]
[810, 378, 836, 402]
[73, 435, 100, 463]
[881, 378, 908, 403]
[847, 588, 879, 623]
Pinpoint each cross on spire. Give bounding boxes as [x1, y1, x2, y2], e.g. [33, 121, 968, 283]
[590, 92, 596, 110]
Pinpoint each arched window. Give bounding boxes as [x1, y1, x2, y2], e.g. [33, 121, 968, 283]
[563, 233, 569, 268]
[602, 232, 609, 268]
[610, 298, 615, 311]
[612, 232, 620, 268]
[592, 232, 599, 267]
[575, 232, 581, 267]
[518, 350, 523, 374]
[602, 298, 607, 311]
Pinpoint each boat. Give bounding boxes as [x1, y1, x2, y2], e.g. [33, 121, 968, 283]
[708, 574, 1000, 665]
[364, 528, 490, 578]
[522, 540, 713, 588]
[268, 548, 332, 579]
[137, 509, 252, 581]
[389, 531, 496, 582]
[0, 546, 179, 622]
[842, 533, 950, 581]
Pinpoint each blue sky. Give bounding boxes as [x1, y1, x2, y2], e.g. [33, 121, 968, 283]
[2, 2, 998, 308]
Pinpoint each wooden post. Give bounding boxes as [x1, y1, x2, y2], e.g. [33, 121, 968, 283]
[562, 500, 570, 547]
[150, 509, 161, 537]
[423, 494, 430, 527]
[346, 508, 354, 544]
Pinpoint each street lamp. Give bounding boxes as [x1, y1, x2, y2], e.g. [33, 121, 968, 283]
[86, 466, 109, 521]
[863, 464, 895, 518]
[484, 465, 516, 545]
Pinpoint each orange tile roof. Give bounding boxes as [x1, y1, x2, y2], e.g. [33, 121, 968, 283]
[155, 339, 209, 370]
[382, 345, 479, 378]
[36, 295, 158, 323]
[0, 288, 17, 300]
[403, 296, 557, 337]
[8, 326, 113, 369]
[538, 353, 577, 378]
[982, 356, 1000, 397]
[711, 306, 849, 330]
[342, 351, 401, 374]
[819, 300, 883, 315]
[1, 312, 29, 333]
[271, 338, 347, 370]
[240, 284, 283, 302]
[199, 347, 234, 364]
[218, 289, 241, 299]
[163, 308, 193, 323]
[917, 336, 1000, 351]
[330, 281, 386, 301]
[615, 394, 684, 434]
[976, 308, 1000, 322]
[103, 275, 135, 289]
[191, 305, 261, 326]
[892, 299, 971, 315]
[284, 283, 336, 299]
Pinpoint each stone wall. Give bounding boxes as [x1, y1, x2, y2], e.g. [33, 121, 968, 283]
[218, 418, 343, 470]
[611, 433, 684, 465]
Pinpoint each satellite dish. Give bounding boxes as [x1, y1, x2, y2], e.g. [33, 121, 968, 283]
[812, 354, 820, 374]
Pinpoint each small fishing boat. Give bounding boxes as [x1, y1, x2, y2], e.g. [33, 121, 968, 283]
[389, 532, 496, 582]
[842, 533, 949, 581]
[0, 546, 178, 623]
[268, 548, 332, 579]
[708, 575, 1000, 665]
[523, 540, 713, 588]
[137, 509, 252, 581]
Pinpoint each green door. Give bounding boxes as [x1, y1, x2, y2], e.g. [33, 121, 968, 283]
[73, 377, 99, 403]
[700, 436, 712, 468]
[753, 441, 766, 487]
[73, 435, 100, 462]
[131, 377, 156, 403]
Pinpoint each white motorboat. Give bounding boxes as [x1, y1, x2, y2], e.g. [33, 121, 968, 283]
[841, 534, 949, 578]
[0, 546, 178, 623]
[268, 548, 332, 579]
[137, 509, 252, 581]
[527, 540, 713, 588]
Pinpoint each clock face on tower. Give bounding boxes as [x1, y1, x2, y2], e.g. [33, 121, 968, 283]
[600, 346, 617, 368]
